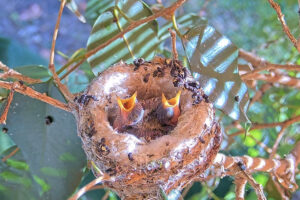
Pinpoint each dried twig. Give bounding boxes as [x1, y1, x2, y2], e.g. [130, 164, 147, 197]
[267, 0, 299, 52]
[249, 83, 272, 106]
[239, 169, 266, 200]
[68, 175, 111, 200]
[235, 175, 247, 200]
[1, 147, 20, 162]
[49, 0, 73, 102]
[101, 190, 110, 200]
[239, 49, 300, 71]
[0, 88, 14, 124]
[243, 73, 300, 89]
[229, 115, 300, 137]
[0, 80, 70, 112]
[169, 28, 178, 60]
[270, 125, 288, 158]
[0, 61, 42, 84]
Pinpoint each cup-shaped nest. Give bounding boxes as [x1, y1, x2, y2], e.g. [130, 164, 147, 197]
[74, 57, 222, 199]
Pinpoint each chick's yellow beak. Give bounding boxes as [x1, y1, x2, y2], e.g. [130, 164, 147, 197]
[162, 90, 181, 109]
[117, 91, 137, 114]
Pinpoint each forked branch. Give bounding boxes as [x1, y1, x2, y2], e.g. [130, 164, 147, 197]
[0, 61, 42, 84]
[0, 80, 70, 112]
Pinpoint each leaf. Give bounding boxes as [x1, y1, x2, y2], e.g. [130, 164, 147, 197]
[15, 65, 51, 81]
[1, 82, 86, 199]
[85, 0, 114, 25]
[0, 147, 39, 200]
[66, 0, 86, 23]
[0, 37, 47, 68]
[0, 131, 15, 155]
[183, 25, 250, 123]
[86, 0, 159, 75]
[158, 14, 207, 41]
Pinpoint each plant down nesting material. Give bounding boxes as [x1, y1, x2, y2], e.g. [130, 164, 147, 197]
[74, 57, 222, 199]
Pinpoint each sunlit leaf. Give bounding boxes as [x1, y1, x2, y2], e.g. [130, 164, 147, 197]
[85, 0, 114, 25]
[183, 25, 250, 123]
[158, 14, 207, 41]
[87, 0, 159, 75]
[1, 82, 86, 200]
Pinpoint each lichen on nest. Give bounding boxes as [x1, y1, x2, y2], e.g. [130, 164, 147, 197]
[74, 57, 222, 199]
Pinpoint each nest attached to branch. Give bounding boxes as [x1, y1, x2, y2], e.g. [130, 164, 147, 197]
[74, 57, 222, 199]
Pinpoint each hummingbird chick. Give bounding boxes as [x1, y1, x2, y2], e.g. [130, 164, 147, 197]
[113, 91, 144, 131]
[156, 90, 181, 126]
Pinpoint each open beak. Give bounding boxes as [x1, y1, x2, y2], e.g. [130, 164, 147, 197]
[114, 91, 144, 131]
[162, 90, 181, 109]
[117, 91, 137, 119]
[161, 90, 181, 125]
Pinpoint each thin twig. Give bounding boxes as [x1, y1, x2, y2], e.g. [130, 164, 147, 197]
[0, 88, 14, 124]
[242, 73, 300, 89]
[169, 28, 178, 60]
[239, 169, 266, 200]
[60, 0, 186, 79]
[0, 61, 42, 84]
[239, 49, 300, 71]
[101, 190, 110, 200]
[68, 175, 111, 200]
[229, 115, 300, 137]
[249, 83, 272, 106]
[49, 0, 73, 101]
[181, 183, 193, 197]
[0, 80, 70, 112]
[267, 0, 299, 52]
[270, 125, 288, 158]
[1, 147, 20, 162]
[271, 176, 289, 200]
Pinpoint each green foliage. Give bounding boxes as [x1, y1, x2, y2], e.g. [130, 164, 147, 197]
[87, 0, 159, 74]
[1, 81, 86, 199]
[1, 0, 300, 199]
[183, 25, 249, 123]
[0, 37, 47, 67]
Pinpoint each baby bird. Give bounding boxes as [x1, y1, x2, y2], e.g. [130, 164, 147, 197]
[113, 92, 144, 131]
[156, 90, 182, 126]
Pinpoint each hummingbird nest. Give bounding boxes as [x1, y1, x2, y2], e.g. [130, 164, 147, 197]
[74, 57, 222, 199]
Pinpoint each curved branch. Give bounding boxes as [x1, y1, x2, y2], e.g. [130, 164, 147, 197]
[267, 0, 299, 52]
[49, 0, 73, 102]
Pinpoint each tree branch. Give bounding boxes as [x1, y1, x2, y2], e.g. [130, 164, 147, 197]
[49, 0, 73, 102]
[68, 175, 111, 200]
[0, 61, 42, 84]
[229, 115, 300, 137]
[0, 80, 70, 112]
[235, 175, 247, 200]
[0, 88, 14, 124]
[267, 0, 299, 52]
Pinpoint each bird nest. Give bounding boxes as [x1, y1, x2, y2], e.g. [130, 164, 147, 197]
[74, 57, 222, 199]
